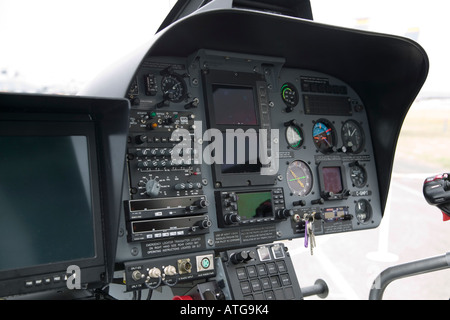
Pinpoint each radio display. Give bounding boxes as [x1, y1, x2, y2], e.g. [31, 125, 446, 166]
[236, 191, 273, 219]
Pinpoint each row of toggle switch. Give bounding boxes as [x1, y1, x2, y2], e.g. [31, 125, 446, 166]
[137, 159, 197, 169]
[135, 147, 197, 157]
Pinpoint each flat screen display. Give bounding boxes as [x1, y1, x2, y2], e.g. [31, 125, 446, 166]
[236, 191, 273, 219]
[322, 166, 343, 194]
[220, 134, 262, 174]
[0, 135, 95, 271]
[212, 85, 258, 126]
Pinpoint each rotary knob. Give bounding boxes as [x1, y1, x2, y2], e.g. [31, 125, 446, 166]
[145, 179, 161, 197]
[276, 208, 294, 219]
[135, 134, 148, 145]
[194, 198, 210, 208]
[230, 251, 248, 265]
[224, 213, 241, 225]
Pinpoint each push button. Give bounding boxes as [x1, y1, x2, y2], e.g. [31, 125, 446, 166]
[250, 279, 262, 292]
[270, 276, 281, 288]
[261, 277, 271, 290]
[265, 291, 275, 300]
[236, 267, 247, 280]
[256, 264, 267, 276]
[246, 266, 257, 278]
[276, 261, 287, 273]
[266, 262, 277, 274]
[240, 281, 251, 294]
[280, 274, 291, 286]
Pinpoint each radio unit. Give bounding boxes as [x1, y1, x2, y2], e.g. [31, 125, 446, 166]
[126, 195, 209, 220]
[215, 188, 288, 227]
[127, 215, 211, 242]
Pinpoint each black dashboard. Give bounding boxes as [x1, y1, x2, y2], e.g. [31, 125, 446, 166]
[124, 49, 380, 244]
[116, 48, 382, 291]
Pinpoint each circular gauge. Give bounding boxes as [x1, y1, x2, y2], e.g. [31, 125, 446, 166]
[355, 199, 372, 224]
[287, 160, 313, 196]
[349, 162, 367, 188]
[285, 123, 304, 149]
[341, 120, 365, 153]
[280, 83, 299, 108]
[161, 74, 187, 103]
[312, 119, 336, 153]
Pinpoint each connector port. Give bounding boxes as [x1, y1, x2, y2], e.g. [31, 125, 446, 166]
[178, 258, 192, 274]
[196, 254, 214, 272]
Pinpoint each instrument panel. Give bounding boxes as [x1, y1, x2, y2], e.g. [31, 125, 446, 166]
[116, 49, 382, 283]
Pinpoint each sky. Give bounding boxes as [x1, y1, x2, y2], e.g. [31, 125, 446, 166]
[0, 0, 176, 91]
[0, 0, 449, 96]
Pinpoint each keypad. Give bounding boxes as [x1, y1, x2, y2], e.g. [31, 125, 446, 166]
[239, 261, 294, 300]
[220, 243, 302, 300]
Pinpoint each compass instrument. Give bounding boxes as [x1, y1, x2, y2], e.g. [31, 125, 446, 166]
[287, 160, 313, 196]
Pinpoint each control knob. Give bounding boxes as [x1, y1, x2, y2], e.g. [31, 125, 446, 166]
[194, 198, 210, 208]
[184, 97, 199, 109]
[196, 218, 212, 229]
[276, 208, 294, 219]
[135, 134, 148, 145]
[145, 179, 161, 197]
[230, 251, 248, 265]
[293, 200, 306, 207]
[224, 213, 241, 225]
[311, 198, 325, 205]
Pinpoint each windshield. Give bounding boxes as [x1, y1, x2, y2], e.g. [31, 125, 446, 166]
[0, 0, 177, 94]
[307, 0, 450, 300]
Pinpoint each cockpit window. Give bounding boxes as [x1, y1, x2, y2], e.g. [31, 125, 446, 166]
[0, 0, 177, 94]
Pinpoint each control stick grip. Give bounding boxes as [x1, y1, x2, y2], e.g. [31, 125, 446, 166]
[301, 279, 329, 299]
[423, 173, 450, 220]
